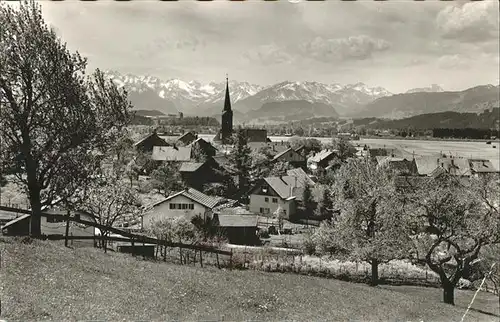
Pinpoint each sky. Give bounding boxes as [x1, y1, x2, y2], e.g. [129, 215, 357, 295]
[32, 0, 500, 93]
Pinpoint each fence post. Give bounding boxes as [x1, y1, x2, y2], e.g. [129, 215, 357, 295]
[229, 249, 233, 270]
[131, 240, 135, 257]
[179, 246, 183, 265]
[200, 250, 203, 268]
[64, 210, 71, 247]
[216, 252, 220, 269]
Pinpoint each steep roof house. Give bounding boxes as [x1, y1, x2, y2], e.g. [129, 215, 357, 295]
[307, 149, 338, 170]
[286, 167, 316, 185]
[468, 159, 500, 177]
[133, 132, 169, 153]
[177, 131, 198, 146]
[179, 158, 228, 190]
[249, 175, 308, 219]
[189, 137, 217, 158]
[375, 156, 418, 176]
[272, 148, 306, 169]
[141, 188, 226, 230]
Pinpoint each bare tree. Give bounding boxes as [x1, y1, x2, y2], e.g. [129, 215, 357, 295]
[0, 1, 131, 236]
[409, 173, 500, 305]
[78, 175, 141, 252]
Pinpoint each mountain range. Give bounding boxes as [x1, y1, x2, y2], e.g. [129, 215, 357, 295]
[104, 71, 499, 122]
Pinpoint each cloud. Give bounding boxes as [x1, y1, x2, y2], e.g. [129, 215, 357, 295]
[437, 54, 470, 70]
[436, 2, 499, 42]
[298, 35, 391, 62]
[243, 43, 295, 65]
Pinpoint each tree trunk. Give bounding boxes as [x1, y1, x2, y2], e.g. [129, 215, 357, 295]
[443, 283, 455, 305]
[28, 188, 42, 237]
[64, 211, 71, 247]
[370, 259, 379, 286]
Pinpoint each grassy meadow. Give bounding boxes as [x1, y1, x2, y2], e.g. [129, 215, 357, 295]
[1, 237, 498, 321]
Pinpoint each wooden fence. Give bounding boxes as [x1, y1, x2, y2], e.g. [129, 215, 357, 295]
[0, 205, 234, 269]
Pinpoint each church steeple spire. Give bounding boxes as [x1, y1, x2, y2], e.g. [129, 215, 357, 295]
[219, 74, 233, 143]
[223, 73, 231, 112]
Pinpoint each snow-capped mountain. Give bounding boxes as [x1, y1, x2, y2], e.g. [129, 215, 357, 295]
[104, 71, 393, 118]
[233, 81, 392, 116]
[406, 84, 444, 94]
[105, 71, 262, 115]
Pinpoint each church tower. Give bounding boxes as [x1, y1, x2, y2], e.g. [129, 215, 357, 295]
[220, 75, 233, 143]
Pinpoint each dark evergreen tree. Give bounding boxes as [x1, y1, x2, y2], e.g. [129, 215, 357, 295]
[229, 127, 252, 202]
[318, 187, 334, 219]
[302, 181, 315, 220]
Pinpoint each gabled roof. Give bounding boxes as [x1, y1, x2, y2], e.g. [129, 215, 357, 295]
[262, 176, 305, 201]
[273, 147, 294, 161]
[147, 188, 224, 210]
[133, 132, 167, 147]
[415, 156, 440, 176]
[286, 168, 316, 185]
[469, 159, 499, 173]
[308, 149, 338, 163]
[179, 162, 205, 173]
[216, 214, 258, 227]
[152, 146, 192, 161]
[177, 132, 197, 145]
[248, 142, 290, 154]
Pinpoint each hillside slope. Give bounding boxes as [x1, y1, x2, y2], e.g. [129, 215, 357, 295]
[358, 85, 499, 119]
[360, 108, 500, 130]
[1, 238, 497, 321]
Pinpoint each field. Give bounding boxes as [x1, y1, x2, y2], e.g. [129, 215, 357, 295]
[196, 134, 500, 169]
[1, 237, 498, 321]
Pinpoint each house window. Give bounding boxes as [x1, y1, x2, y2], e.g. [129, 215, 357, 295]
[265, 197, 269, 202]
[264, 208, 270, 215]
[170, 203, 195, 210]
[272, 198, 278, 203]
[284, 210, 287, 215]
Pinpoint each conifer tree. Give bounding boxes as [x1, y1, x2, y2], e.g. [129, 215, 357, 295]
[229, 127, 252, 201]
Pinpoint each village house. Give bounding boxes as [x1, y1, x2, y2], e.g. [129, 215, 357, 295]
[212, 213, 260, 245]
[286, 167, 316, 185]
[375, 156, 418, 176]
[141, 187, 226, 230]
[133, 131, 169, 153]
[248, 174, 308, 219]
[179, 158, 229, 190]
[468, 159, 499, 177]
[294, 145, 307, 157]
[1, 208, 96, 247]
[248, 141, 291, 155]
[177, 131, 197, 146]
[367, 147, 404, 162]
[151, 146, 192, 162]
[272, 147, 307, 169]
[307, 149, 338, 170]
[189, 137, 217, 158]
